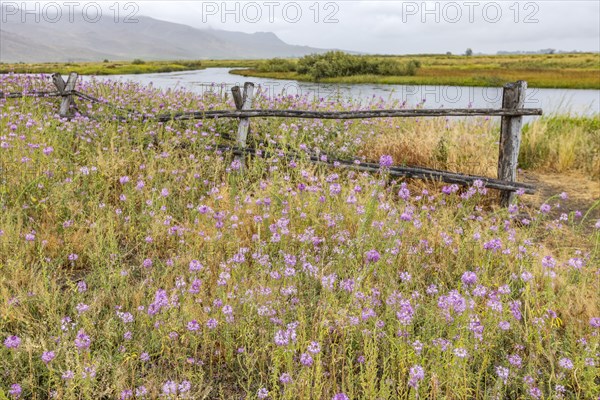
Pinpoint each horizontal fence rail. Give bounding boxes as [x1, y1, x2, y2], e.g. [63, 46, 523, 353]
[0, 90, 62, 98]
[1, 72, 541, 205]
[220, 145, 536, 194]
[153, 108, 542, 122]
[0, 91, 543, 119]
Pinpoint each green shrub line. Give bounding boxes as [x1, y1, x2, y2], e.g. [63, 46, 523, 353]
[258, 52, 421, 81]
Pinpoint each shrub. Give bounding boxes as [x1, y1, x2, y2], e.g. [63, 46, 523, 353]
[177, 61, 202, 68]
[258, 58, 296, 72]
[294, 51, 421, 80]
[132, 59, 145, 65]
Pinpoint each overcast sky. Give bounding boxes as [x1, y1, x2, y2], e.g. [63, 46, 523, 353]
[134, 1, 600, 54]
[6, 1, 600, 54]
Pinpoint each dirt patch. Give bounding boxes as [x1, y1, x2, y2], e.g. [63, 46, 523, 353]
[520, 170, 600, 222]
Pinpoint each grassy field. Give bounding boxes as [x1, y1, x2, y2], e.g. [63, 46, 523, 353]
[0, 75, 599, 399]
[1, 53, 599, 89]
[231, 53, 600, 89]
[0, 59, 257, 76]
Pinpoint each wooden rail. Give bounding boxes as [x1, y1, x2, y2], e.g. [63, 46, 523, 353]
[152, 107, 542, 122]
[223, 145, 536, 194]
[3, 72, 541, 205]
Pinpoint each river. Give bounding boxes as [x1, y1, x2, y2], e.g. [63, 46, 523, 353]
[90, 68, 600, 117]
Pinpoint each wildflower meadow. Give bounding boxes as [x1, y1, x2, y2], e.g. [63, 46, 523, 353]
[1, 74, 599, 399]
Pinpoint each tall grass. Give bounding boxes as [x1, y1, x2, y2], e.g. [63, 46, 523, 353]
[521, 115, 600, 178]
[0, 75, 598, 399]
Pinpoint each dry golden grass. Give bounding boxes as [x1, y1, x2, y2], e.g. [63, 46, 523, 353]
[360, 117, 499, 177]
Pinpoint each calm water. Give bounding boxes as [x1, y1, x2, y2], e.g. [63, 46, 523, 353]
[91, 68, 600, 117]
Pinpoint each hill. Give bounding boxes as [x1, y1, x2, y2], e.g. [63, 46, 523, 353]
[0, 11, 327, 62]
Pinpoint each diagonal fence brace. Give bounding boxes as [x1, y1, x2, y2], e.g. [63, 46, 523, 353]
[52, 72, 78, 118]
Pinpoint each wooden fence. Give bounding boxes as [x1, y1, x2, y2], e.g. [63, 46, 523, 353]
[1, 72, 543, 206]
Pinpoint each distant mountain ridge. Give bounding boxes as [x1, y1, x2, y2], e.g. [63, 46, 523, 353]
[0, 11, 328, 62]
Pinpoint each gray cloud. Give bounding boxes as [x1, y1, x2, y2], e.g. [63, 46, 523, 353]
[17, 1, 600, 54]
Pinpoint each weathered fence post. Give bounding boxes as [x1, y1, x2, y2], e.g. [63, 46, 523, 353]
[498, 80, 527, 207]
[232, 82, 255, 172]
[231, 86, 244, 110]
[52, 72, 78, 118]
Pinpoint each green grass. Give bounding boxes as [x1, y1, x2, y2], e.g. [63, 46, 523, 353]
[0, 59, 260, 76]
[232, 53, 600, 89]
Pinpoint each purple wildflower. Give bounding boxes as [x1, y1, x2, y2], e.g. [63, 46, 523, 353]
[408, 365, 424, 388]
[189, 259, 203, 271]
[77, 281, 87, 292]
[147, 289, 169, 315]
[396, 298, 414, 325]
[76, 303, 89, 314]
[461, 271, 477, 286]
[332, 394, 350, 400]
[62, 370, 74, 380]
[179, 381, 191, 393]
[454, 347, 468, 358]
[41, 351, 56, 364]
[398, 183, 411, 200]
[279, 373, 292, 384]
[117, 311, 134, 324]
[9, 384, 22, 398]
[483, 238, 502, 252]
[307, 341, 321, 354]
[4, 335, 21, 349]
[379, 154, 393, 168]
[509, 300, 522, 321]
[495, 366, 509, 384]
[206, 318, 218, 329]
[508, 354, 522, 368]
[521, 271, 533, 282]
[257, 388, 269, 399]
[365, 249, 380, 263]
[529, 387, 542, 399]
[74, 329, 91, 350]
[300, 352, 313, 366]
[558, 357, 573, 370]
[162, 381, 177, 395]
[274, 330, 289, 346]
[187, 320, 200, 331]
[230, 159, 242, 171]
